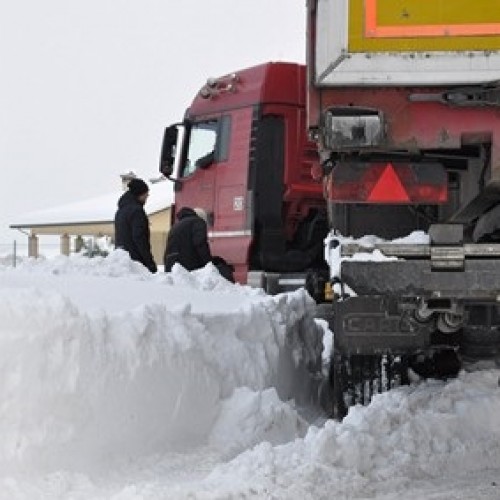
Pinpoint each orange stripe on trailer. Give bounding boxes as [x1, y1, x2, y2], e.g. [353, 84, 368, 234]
[364, 0, 500, 38]
[364, 0, 378, 37]
[370, 23, 500, 39]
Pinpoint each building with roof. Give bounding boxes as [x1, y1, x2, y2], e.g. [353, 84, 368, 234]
[10, 174, 174, 264]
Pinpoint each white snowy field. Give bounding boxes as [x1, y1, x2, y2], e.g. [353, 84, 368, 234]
[0, 251, 499, 499]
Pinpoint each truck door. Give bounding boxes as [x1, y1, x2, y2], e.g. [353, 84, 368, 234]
[175, 118, 223, 222]
[172, 111, 252, 281]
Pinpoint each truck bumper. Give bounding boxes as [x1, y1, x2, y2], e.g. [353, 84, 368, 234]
[334, 259, 500, 357]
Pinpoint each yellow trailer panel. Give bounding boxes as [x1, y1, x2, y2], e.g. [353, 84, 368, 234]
[349, 0, 500, 52]
[314, 0, 500, 86]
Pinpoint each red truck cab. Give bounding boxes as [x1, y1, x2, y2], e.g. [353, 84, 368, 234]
[160, 62, 328, 289]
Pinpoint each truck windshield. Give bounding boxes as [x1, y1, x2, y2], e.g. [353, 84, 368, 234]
[181, 120, 218, 177]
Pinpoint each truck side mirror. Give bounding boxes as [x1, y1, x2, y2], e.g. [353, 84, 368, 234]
[159, 125, 179, 177]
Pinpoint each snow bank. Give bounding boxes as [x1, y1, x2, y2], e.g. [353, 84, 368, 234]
[2, 250, 499, 500]
[0, 254, 16, 267]
[200, 369, 500, 499]
[0, 251, 323, 476]
[209, 387, 308, 459]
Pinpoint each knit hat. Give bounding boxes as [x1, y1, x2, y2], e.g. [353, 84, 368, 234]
[193, 207, 208, 223]
[128, 178, 149, 196]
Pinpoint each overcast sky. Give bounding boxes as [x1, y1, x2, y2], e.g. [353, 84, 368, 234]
[0, 0, 305, 245]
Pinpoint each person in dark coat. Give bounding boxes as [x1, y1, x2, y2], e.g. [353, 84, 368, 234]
[164, 207, 212, 272]
[114, 178, 157, 273]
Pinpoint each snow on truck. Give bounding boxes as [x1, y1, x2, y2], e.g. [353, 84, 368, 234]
[160, 0, 500, 418]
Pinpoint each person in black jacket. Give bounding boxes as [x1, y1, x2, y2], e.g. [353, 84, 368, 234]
[114, 178, 157, 273]
[164, 207, 212, 272]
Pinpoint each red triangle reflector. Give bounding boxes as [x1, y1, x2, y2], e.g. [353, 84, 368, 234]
[368, 163, 410, 202]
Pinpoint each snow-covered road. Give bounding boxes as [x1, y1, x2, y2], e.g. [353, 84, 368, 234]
[0, 252, 499, 499]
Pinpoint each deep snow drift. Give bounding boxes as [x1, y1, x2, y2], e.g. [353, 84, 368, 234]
[0, 252, 322, 473]
[0, 251, 499, 499]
